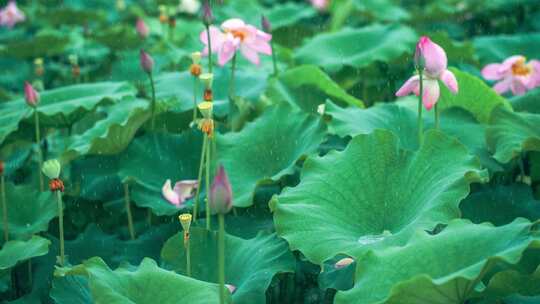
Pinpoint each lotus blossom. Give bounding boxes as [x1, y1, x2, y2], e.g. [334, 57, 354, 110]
[481, 55, 540, 96]
[162, 180, 198, 207]
[0, 1, 25, 28]
[209, 165, 233, 215]
[310, 0, 330, 10]
[136, 18, 149, 39]
[139, 49, 154, 74]
[200, 18, 272, 66]
[395, 36, 458, 111]
[24, 82, 39, 107]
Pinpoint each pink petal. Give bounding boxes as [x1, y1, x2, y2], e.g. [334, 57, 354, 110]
[440, 69, 458, 93]
[418, 36, 447, 76]
[256, 29, 272, 42]
[530, 60, 540, 88]
[162, 180, 180, 206]
[173, 180, 198, 203]
[511, 78, 528, 96]
[499, 55, 525, 74]
[493, 77, 512, 95]
[221, 18, 246, 31]
[200, 26, 224, 54]
[395, 75, 420, 97]
[218, 36, 239, 66]
[481, 63, 503, 81]
[241, 45, 260, 65]
[422, 78, 440, 111]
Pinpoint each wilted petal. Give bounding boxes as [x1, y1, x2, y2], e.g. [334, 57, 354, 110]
[418, 36, 447, 76]
[162, 180, 180, 206]
[395, 75, 420, 97]
[440, 69, 458, 93]
[422, 78, 440, 111]
[481, 63, 503, 81]
[173, 180, 198, 203]
[225, 284, 236, 294]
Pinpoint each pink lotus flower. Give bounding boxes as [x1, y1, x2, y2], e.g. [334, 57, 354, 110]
[139, 49, 154, 74]
[162, 179, 198, 207]
[136, 18, 149, 39]
[395, 36, 458, 111]
[0, 1, 25, 28]
[481, 55, 540, 96]
[310, 0, 330, 10]
[209, 165, 233, 215]
[24, 82, 39, 107]
[200, 18, 272, 66]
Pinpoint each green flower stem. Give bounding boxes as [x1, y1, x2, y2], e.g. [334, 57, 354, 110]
[185, 235, 191, 277]
[218, 213, 225, 304]
[205, 134, 211, 230]
[229, 54, 237, 108]
[434, 103, 440, 130]
[271, 41, 278, 76]
[417, 70, 424, 145]
[1, 174, 8, 242]
[123, 182, 136, 240]
[205, 25, 213, 73]
[34, 110, 44, 192]
[193, 135, 208, 221]
[192, 77, 198, 124]
[148, 72, 157, 131]
[56, 191, 65, 266]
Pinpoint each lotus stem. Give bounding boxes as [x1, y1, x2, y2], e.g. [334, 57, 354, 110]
[434, 103, 440, 130]
[193, 135, 208, 221]
[185, 234, 191, 277]
[205, 24, 213, 73]
[205, 134, 211, 230]
[229, 54, 237, 105]
[192, 77, 198, 124]
[417, 70, 424, 145]
[123, 182, 136, 240]
[1, 174, 8, 242]
[148, 72, 157, 131]
[218, 213, 226, 304]
[271, 41, 278, 76]
[34, 110, 44, 192]
[56, 190, 65, 266]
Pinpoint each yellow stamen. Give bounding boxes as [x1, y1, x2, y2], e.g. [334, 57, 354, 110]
[512, 58, 532, 76]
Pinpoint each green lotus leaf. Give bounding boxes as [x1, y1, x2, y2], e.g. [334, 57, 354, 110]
[461, 184, 540, 226]
[271, 129, 485, 264]
[0, 99, 30, 144]
[265, 65, 364, 112]
[0, 183, 56, 240]
[474, 32, 540, 64]
[510, 88, 540, 114]
[217, 104, 326, 208]
[50, 275, 92, 304]
[352, 0, 409, 21]
[61, 97, 152, 162]
[62, 257, 228, 304]
[118, 130, 203, 216]
[0, 236, 50, 271]
[295, 24, 417, 72]
[265, 2, 317, 30]
[161, 228, 295, 304]
[334, 219, 540, 304]
[325, 100, 501, 170]
[481, 266, 540, 301]
[0, 30, 71, 59]
[486, 106, 540, 163]
[438, 68, 512, 123]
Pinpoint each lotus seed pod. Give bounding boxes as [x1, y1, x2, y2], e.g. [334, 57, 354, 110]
[198, 101, 213, 119]
[199, 73, 213, 89]
[179, 213, 192, 232]
[42, 159, 61, 179]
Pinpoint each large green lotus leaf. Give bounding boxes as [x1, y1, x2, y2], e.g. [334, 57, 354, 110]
[510, 88, 540, 114]
[0, 183, 56, 240]
[334, 219, 540, 304]
[50, 275, 92, 304]
[62, 257, 228, 304]
[486, 106, 540, 163]
[0, 30, 71, 59]
[118, 130, 203, 216]
[217, 104, 326, 208]
[352, 0, 409, 21]
[161, 228, 295, 304]
[473, 33, 540, 64]
[325, 100, 501, 170]
[0, 99, 30, 144]
[265, 65, 364, 112]
[481, 266, 540, 301]
[438, 68, 512, 123]
[295, 24, 417, 72]
[461, 184, 540, 226]
[61, 98, 152, 162]
[0, 236, 50, 270]
[265, 2, 317, 30]
[271, 129, 485, 264]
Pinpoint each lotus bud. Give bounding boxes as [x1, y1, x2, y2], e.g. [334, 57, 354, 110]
[24, 82, 40, 107]
[139, 49, 154, 74]
[136, 18, 149, 39]
[42, 159, 61, 180]
[199, 73, 213, 89]
[334, 257, 355, 269]
[0, 160, 4, 176]
[209, 165, 233, 215]
[198, 101, 213, 119]
[261, 15, 271, 33]
[179, 213, 192, 232]
[202, 0, 213, 26]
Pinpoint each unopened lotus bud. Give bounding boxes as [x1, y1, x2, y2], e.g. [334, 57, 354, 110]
[24, 82, 40, 107]
[139, 49, 154, 74]
[179, 213, 192, 232]
[261, 15, 271, 33]
[136, 18, 149, 39]
[42, 159, 61, 179]
[199, 73, 213, 89]
[191, 52, 202, 65]
[209, 165, 233, 215]
[202, 0, 213, 26]
[335, 257, 355, 269]
[198, 101, 213, 119]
